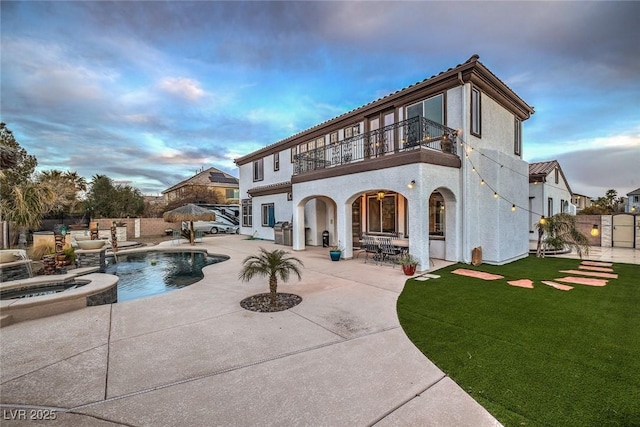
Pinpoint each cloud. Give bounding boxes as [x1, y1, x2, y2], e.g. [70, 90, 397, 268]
[158, 77, 206, 101]
[1, 1, 638, 195]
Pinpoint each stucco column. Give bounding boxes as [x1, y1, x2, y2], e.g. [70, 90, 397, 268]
[409, 189, 431, 271]
[337, 201, 353, 259]
[292, 203, 306, 251]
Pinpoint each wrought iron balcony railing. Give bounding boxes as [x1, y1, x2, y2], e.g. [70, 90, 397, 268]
[293, 116, 458, 175]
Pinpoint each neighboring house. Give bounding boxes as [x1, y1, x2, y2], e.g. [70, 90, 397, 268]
[528, 160, 575, 236]
[162, 167, 239, 205]
[571, 193, 593, 211]
[626, 188, 640, 213]
[234, 55, 535, 267]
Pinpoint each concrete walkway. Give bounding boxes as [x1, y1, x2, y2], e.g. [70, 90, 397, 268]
[0, 235, 501, 426]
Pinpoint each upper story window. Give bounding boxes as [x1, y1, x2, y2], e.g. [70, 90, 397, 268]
[344, 123, 360, 139]
[555, 167, 559, 184]
[225, 188, 239, 200]
[514, 118, 522, 156]
[407, 93, 444, 125]
[330, 131, 338, 145]
[253, 158, 263, 182]
[471, 87, 481, 137]
[273, 152, 280, 171]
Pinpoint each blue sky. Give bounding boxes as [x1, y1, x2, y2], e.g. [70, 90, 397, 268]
[1, 1, 639, 198]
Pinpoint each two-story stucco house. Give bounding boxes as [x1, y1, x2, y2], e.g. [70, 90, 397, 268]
[626, 188, 640, 213]
[235, 55, 535, 268]
[528, 160, 576, 240]
[162, 167, 240, 205]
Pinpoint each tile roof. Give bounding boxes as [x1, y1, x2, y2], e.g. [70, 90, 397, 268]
[235, 54, 535, 165]
[529, 160, 559, 176]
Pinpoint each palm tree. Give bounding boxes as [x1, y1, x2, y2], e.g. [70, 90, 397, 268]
[535, 213, 589, 258]
[238, 248, 304, 307]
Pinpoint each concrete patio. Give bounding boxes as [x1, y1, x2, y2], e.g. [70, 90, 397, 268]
[0, 235, 503, 426]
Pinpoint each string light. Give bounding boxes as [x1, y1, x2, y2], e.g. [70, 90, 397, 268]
[463, 137, 548, 217]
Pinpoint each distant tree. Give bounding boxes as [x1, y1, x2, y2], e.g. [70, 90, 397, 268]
[593, 189, 624, 214]
[0, 122, 37, 182]
[535, 213, 590, 259]
[143, 198, 167, 218]
[238, 248, 304, 308]
[85, 175, 144, 218]
[577, 205, 607, 215]
[37, 169, 87, 215]
[165, 185, 222, 211]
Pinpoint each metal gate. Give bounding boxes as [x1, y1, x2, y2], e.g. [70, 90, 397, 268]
[612, 214, 635, 248]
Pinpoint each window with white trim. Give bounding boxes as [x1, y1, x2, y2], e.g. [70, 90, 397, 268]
[273, 152, 279, 171]
[241, 199, 252, 227]
[253, 159, 263, 182]
[261, 203, 275, 227]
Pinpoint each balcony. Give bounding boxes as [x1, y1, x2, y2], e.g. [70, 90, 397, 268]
[293, 117, 459, 175]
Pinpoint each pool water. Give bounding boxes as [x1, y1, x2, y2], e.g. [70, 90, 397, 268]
[104, 251, 226, 302]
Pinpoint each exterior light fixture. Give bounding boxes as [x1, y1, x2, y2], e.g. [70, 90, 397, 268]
[511, 204, 516, 211]
[377, 191, 385, 201]
[481, 179, 485, 185]
[494, 192, 498, 199]
[540, 216, 546, 225]
[591, 224, 599, 237]
[407, 180, 416, 189]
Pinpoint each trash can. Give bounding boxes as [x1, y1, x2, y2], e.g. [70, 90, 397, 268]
[273, 222, 288, 245]
[322, 230, 330, 247]
[283, 223, 293, 246]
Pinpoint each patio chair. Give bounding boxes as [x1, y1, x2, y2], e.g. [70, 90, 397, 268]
[362, 236, 380, 264]
[171, 229, 181, 246]
[195, 230, 204, 243]
[379, 237, 402, 267]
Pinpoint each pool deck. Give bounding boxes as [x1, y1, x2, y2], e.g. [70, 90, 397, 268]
[7, 237, 635, 425]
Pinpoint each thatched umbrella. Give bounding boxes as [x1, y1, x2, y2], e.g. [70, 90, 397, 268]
[163, 204, 215, 245]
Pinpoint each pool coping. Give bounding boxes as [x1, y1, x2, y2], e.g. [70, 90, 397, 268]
[0, 247, 229, 327]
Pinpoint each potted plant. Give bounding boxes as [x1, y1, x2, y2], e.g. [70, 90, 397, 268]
[329, 242, 343, 261]
[399, 253, 419, 275]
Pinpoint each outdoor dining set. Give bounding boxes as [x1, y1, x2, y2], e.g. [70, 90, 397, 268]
[357, 234, 409, 266]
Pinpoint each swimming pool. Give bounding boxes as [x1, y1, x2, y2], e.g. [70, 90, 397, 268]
[105, 251, 227, 302]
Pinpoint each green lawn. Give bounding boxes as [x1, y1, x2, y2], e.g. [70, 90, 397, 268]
[397, 256, 640, 426]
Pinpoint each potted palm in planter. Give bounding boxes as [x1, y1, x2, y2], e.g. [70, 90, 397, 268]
[329, 242, 343, 261]
[399, 253, 419, 276]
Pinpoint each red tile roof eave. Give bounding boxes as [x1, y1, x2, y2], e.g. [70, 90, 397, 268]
[235, 55, 534, 166]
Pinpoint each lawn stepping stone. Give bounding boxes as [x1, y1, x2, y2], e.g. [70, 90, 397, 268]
[559, 270, 618, 279]
[451, 269, 504, 280]
[541, 281, 573, 291]
[581, 261, 613, 267]
[578, 265, 614, 273]
[555, 276, 608, 287]
[414, 276, 431, 281]
[421, 273, 440, 279]
[507, 279, 534, 289]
